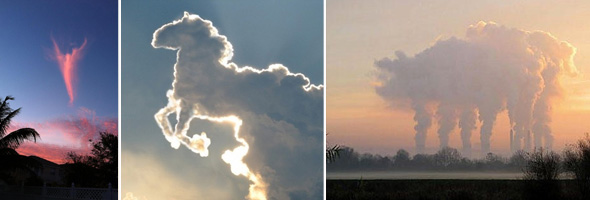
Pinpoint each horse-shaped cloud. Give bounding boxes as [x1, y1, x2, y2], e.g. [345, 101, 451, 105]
[153, 12, 323, 200]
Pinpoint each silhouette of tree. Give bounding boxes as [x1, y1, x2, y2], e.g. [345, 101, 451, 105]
[524, 149, 561, 181]
[393, 149, 410, 168]
[508, 150, 528, 170]
[434, 147, 461, 168]
[484, 152, 506, 169]
[523, 149, 562, 199]
[63, 132, 117, 187]
[0, 96, 40, 151]
[327, 144, 341, 163]
[0, 96, 41, 184]
[326, 133, 341, 163]
[90, 132, 117, 187]
[563, 133, 590, 198]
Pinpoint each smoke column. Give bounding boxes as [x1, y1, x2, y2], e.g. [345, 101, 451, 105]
[459, 107, 477, 157]
[412, 100, 433, 154]
[51, 37, 87, 105]
[375, 21, 577, 155]
[436, 102, 458, 149]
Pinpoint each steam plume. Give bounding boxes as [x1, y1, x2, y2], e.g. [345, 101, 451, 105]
[375, 21, 577, 155]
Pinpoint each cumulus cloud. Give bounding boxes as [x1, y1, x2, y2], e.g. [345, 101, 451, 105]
[11, 107, 117, 163]
[50, 37, 87, 105]
[374, 21, 577, 155]
[152, 12, 322, 199]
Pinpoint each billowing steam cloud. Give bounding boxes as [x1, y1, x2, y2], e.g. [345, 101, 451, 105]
[374, 21, 577, 155]
[51, 37, 87, 105]
[153, 12, 323, 199]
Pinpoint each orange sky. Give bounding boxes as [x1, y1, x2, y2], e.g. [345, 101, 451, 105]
[327, 0, 590, 157]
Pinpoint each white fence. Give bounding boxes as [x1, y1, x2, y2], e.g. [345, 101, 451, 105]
[1, 183, 117, 200]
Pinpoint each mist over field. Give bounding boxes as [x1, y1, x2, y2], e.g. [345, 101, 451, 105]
[327, 171, 526, 180]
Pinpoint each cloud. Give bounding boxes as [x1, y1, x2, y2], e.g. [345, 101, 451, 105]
[50, 36, 87, 105]
[151, 12, 323, 200]
[374, 21, 577, 156]
[10, 107, 117, 163]
[121, 150, 233, 200]
[16, 143, 79, 164]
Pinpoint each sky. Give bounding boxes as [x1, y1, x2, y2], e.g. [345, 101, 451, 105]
[121, 1, 323, 200]
[327, 0, 590, 157]
[0, 0, 118, 163]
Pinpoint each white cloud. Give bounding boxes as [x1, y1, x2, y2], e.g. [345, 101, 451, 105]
[150, 12, 323, 200]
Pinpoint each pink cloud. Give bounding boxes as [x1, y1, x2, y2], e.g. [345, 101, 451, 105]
[16, 143, 79, 164]
[8, 107, 117, 164]
[51, 37, 87, 106]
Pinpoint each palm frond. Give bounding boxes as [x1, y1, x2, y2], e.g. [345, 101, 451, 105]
[0, 107, 21, 138]
[0, 96, 15, 117]
[0, 128, 40, 149]
[327, 144, 342, 163]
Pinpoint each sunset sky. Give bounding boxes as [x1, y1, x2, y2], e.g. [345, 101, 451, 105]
[0, 0, 118, 163]
[327, 0, 590, 157]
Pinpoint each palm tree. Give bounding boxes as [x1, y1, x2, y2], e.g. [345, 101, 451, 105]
[0, 96, 40, 149]
[326, 133, 341, 163]
[0, 96, 41, 184]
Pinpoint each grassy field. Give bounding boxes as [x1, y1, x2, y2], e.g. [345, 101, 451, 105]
[327, 179, 585, 200]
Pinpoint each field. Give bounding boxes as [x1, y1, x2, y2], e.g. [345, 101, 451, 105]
[327, 179, 584, 200]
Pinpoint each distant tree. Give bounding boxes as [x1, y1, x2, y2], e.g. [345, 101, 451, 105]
[63, 132, 117, 187]
[328, 145, 528, 172]
[327, 146, 362, 171]
[0, 96, 41, 185]
[377, 156, 393, 169]
[484, 152, 506, 170]
[434, 147, 462, 168]
[563, 133, 590, 198]
[412, 154, 434, 170]
[508, 150, 528, 170]
[457, 157, 473, 170]
[359, 153, 377, 169]
[393, 149, 410, 168]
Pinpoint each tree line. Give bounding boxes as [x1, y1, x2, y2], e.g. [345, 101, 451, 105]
[328, 146, 527, 172]
[328, 134, 590, 198]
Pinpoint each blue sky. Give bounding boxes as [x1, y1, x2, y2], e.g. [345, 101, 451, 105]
[121, 0, 323, 199]
[0, 0, 118, 120]
[0, 0, 118, 163]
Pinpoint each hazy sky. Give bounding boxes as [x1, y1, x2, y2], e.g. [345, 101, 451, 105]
[327, 0, 590, 157]
[121, 1, 323, 199]
[0, 0, 118, 163]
